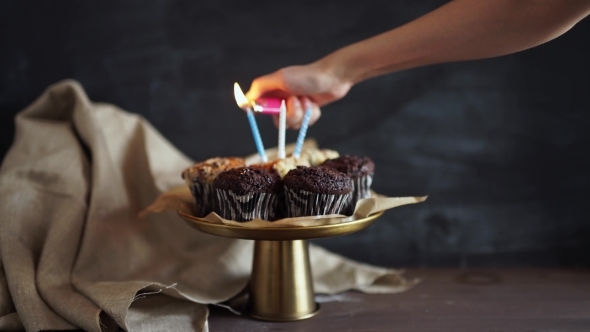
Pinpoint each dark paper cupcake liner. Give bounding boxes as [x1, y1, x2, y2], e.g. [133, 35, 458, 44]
[343, 174, 374, 216]
[188, 182, 216, 218]
[215, 189, 278, 222]
[285, 187, 350, 217]
[275, 190, 288, 221]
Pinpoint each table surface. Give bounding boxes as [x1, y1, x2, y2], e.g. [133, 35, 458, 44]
[208, 268, 590, 332]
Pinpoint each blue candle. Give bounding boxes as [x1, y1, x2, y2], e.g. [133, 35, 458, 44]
[292, 106, 312, 159]
[246, 108, 268, 163]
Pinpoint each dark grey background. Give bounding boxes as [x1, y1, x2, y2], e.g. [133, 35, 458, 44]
[1, 1, 589, 267]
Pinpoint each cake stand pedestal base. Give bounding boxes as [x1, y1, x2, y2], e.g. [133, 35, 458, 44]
[248, 240, 319, 321]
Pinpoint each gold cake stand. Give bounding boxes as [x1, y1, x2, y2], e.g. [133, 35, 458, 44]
[178, 204, 384, 322]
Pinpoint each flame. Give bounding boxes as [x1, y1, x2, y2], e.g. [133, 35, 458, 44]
[234, 83, 250, 109]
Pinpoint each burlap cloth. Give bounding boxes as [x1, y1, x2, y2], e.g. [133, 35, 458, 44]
[0, 80, 417, 332]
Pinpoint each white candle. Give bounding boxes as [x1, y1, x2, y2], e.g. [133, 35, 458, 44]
[278, 99, 286, 159]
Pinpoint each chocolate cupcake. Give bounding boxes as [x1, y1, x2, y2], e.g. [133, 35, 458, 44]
[182, 157, 245, 217]
[214, 167, 281, 222]
[251, 157, 310, 219]
[321, 156, 375, 215]
[283, 166, 352, 217]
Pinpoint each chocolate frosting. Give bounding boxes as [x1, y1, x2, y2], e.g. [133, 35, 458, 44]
[214, 167, 281, 194]
[321, 155, 375, 178]
[283, 166, 352, 195]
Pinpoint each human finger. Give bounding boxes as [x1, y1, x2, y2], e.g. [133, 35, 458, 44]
[245, 71, 285, 101]
[300, 97, 321, 126]
[271, 96, 304, 129]
[286, 96, 305, 129]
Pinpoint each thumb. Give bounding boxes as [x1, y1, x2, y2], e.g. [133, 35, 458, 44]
[245, 72, 284, 100]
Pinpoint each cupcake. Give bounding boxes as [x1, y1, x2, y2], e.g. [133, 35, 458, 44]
[213, 167, 281, 222]
[283, 166, 352, 217]
[320, 156, 375, 215]
[250, 157, 309, 219]
[182, 157, 245, 217]
[298, 149, 340, 166]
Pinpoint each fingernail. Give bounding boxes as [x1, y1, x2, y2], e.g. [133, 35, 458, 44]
[301, 97, 311, 111]
[286, 103, 300, 128]
[290, 98, 303, 122]
[292, 97, 301, 108]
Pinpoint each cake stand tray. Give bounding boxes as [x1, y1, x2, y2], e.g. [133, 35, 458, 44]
[178, 203, 384, 321]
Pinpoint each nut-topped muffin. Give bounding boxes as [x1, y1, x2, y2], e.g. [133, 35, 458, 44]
[298, 149, 340, 166]
[183, 157, 246, 184]
[214, 167, 280, 222]
[321, 156, 374, 215]
[283, 166, 352, 217]
[182, 157, 245, 217]
[251, 156, 310, 178]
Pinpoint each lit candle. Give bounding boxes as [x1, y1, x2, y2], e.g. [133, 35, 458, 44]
[246, 109, 268, 163]
[232, 83, 283, 115]
[234, 83, 268, 162]
[278, 99, 286, 159]
[292, 105, 312, 159]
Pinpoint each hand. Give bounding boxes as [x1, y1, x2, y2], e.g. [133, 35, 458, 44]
[245, 62, 352, 129]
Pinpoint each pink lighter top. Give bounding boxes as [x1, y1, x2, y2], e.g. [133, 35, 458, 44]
[251, 98, 283, 115]
[233, 82, 284, 115]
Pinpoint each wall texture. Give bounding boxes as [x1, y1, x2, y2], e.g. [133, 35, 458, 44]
[1, 0, 589, 267]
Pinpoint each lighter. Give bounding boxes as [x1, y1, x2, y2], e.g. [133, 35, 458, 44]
[234, 82, 283, 115]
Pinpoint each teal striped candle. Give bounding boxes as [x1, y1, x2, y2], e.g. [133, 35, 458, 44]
[246, 108, 267, 163]
[292, 106, 312, 159]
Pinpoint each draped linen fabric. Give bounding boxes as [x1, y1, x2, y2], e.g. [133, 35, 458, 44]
[0, 80, 413, 332]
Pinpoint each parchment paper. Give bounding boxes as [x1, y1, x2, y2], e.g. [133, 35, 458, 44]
[141, 143, 427, 226]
